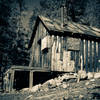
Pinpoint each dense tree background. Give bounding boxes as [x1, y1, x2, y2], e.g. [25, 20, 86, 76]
[0, 0, 30, 72]
[0, 0, 100, 72]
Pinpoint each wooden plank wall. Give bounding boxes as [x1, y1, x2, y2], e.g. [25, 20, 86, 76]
[51, 35, 100, 72]
[80, 39, 100, 72]
[51, 35, 76, 72]
[29, 22, 48, 68]
[30, 21, 100, 72]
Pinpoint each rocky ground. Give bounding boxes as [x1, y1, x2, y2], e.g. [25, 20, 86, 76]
[0, 72, 100, 100]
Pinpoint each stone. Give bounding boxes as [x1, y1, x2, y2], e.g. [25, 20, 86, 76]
[30, 84, 41, 92]
[24, 95, 33, 100]
[85, 81, 89, 85]
[42, 79, 57, 89]
[94, 73, 100, 79]
[62, 83, 69, 89]
[78, 70, 87, 79]
[74, 73, 78, 77]
[48, 79, 55, 85]
[90, 79, 95, 82]
[44, 88, 49, 92]
[87, 72, 94, 79]
[61, 74, 69, 80]
[20, 88, 29, 93]
[62, 84, 67, 89]
[79, 95, 84, 99]
[56, 82, 61, 86]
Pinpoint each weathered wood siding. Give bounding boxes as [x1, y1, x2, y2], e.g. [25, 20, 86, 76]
[29, 21, 100, 72]
[29, 22, 51, 68]
[51, 35, 100, 72]
[79, 39, 100, 72]
[51, 36, 76, 72]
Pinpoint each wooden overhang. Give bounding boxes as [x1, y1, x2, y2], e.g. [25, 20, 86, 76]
[28, 15, 100, 49]
[6, 65, 50, 73]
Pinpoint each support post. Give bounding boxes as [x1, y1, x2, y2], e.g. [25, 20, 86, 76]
[98, 42, 100, 71]
[29, 71, 33, 88]
[80, 39, 84, 71]
[10, 70, 15, 92]
[89, 41, 92, 72]
[82, 39, 84, 68]
[85, 40, 88, 72]
[94, 41, 97, 72]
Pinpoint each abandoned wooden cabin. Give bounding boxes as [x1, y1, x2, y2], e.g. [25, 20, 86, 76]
[3, 15, 100, 92]
[28, 15, 100, 73]
[3, 4, 100, 92]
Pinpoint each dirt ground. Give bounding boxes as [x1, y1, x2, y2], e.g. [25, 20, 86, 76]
[0, 74, 100, 100]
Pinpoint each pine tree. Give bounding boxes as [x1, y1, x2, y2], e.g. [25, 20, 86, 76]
[0, 0, 14, 69]
[84, 0, 100, 28]
[0, 0, 30, 71]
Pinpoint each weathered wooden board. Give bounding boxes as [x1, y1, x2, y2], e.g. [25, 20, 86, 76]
[41, 35, 51, 50]
[67, 37, 80, 51]
[63, 50, 75, 72]
[89, 41, 92, 72]
[75, 51, 80, 72]
[98, 42, 100, 71]
[30, 21, 52, 68]
[51, 39, 56, 71]
[85, 40, 88, 72]
[29, 71, 33, 88]
[94, 42, 97, 72]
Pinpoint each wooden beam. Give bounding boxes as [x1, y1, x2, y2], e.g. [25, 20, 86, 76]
[85, 40, 88, 72]
[82, 39, 84, 67]
[60, 36, 63, 60]
[80, 39, 84, 71]
[29, 71, 33, 88]
[51, 35, 54, 71]
[75, 51, 79, 72]
[10, 70, 15, 91]
[89, 41, 92, 72]
[98, 42, 100, 71]
[84, 40, 86, 66]
[94, 41, 97, 72]
[96, 42, 98, 72]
